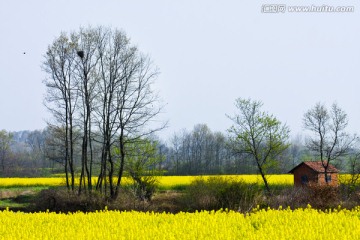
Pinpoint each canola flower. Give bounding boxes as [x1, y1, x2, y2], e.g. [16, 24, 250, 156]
[6, 174, 360, 189]
[0, 206, 360, 239]
[0, 178, 65, 188]
[0, 177, 133, 188]
[2, 174, 357, 189]
[155, 175, 294, 190]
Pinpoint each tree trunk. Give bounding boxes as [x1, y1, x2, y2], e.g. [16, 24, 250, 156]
[114, 131, 125, 199]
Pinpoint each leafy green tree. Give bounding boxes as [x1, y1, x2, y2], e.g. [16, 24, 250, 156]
[227, 98, 290, 193]
[116, 139, 164, 201]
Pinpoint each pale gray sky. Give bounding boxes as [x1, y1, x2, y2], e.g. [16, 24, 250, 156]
[0, 1, 359, 140]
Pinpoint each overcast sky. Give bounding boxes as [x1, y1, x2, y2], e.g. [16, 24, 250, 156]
[0, 1, 359, 140]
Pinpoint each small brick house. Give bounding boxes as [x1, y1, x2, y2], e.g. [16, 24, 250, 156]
[288, 161, 339, 187]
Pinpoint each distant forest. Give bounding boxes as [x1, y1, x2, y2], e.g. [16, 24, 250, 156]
[0, 124, 354, 177]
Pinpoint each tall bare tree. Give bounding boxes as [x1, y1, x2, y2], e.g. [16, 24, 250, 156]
[43, 35, 78, 190]
[112, 50, 165, 199]
[43, 26, 165, 198]
[94, 28, 135, 196]
[73, 28, 101, 193]
[227, 98, 290, 193]
[303, 102, 357, 183]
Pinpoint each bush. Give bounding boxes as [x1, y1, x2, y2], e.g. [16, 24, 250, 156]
[266, 184, 340, 210]
[33, 189, 106, 212]
[128, 175, 158, 202]
[183, 176, 262, 212]
[32, 188, 155, 213]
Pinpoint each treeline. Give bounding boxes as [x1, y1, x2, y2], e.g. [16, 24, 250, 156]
[164, 124, 307, 175]
[0, 126, 304, 177]
[0, 129, 50, 177]
[1, 121, 359, 178]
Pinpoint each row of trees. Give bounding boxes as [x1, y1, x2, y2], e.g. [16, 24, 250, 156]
[1, 100, 359, 193]
[43, 26, 165, 199]
[225, 99, 358, 192]
[165, 123, 295, 176]
[0, 130, 51, 177]
[167, 124, 232, 175]
[164, 100, 359, 193]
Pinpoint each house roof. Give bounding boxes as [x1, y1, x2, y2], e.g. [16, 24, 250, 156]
[288, 161, 339, 174]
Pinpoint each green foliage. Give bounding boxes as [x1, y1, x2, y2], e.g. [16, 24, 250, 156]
[184, 176, 262, 211]
[114, 139, 165, 201]
[339, 154, 360, 197]
[227, 98, 290, 191]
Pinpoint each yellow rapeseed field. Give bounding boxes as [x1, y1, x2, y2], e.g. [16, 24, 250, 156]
[0, 175, 293, 188]
[0, 206, 359, 239]
[0, 178, 65, 187]
[157, 175, 293, 187]
[3, 174, 358, 189]
[0, 177, 131, 188]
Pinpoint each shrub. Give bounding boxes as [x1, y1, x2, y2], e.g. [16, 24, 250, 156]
[184, 176, 262, 212]
[266, 184, 340, 210]
[33, 188, 157, 212]
[33, 189, 106, 212]
[128, 175, 158, 202]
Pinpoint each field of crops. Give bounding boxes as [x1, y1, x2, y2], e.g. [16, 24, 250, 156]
[1, 175, 360, 239]
[0, 175, 293, 188]
[0, 206, 359, 239]
[157, 175, 293, 189]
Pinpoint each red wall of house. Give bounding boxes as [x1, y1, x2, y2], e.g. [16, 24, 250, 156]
[293, 165, 317, 187]
[293, 165, 338, 187]
[316, 173, 339, 186]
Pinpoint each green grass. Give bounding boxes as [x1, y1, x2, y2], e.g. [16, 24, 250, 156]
[0, 199, 25, 208]
[0, 186, 50, 191]
[157, 184, 189, 191]
[0, 193, 37, 210]
[0, 186, 50, 210]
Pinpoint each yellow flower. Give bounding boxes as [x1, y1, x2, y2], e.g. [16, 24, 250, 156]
[0, 207, 359, 239]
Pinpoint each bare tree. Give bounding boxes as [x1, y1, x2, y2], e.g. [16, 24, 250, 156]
[213, 131, 227, 173]
[303, 102, 357, 183]
[73, 28, 101, 193]
[227, 98, 290, 193]
[167, 125, 232, 175]
[43, 26, 166, 199]
[170, 133, 182, 174]
[112, 49, 165, 199]
[94, 28, 135, 196]
[43, 35, 78, 190]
